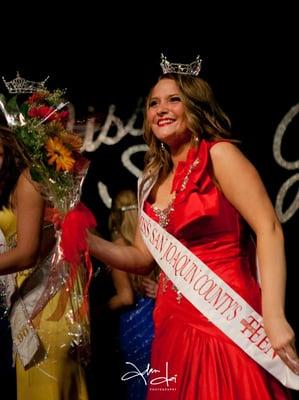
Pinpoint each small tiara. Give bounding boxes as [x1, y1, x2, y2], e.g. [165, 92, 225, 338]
[160, 53, 202, 76]
[2, 71, 49, 94]
[119, 204, 138, 212]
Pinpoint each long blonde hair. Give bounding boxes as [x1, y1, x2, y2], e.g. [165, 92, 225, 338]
[108, 189, 138, 244]
[143, 73, 233, 179]
[108, 189, 159, 294]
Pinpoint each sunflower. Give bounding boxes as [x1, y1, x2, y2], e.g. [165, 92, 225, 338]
[46, 137, 75, 172]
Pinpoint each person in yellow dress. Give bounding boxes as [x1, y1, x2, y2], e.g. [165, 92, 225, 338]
[0, 125, 89, 400]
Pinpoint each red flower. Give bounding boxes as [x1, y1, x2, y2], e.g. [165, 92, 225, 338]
[28, 106, 56, 120]
[28, 106, 69, 121]
[58, 110, 69, 120]
[73, 155, 89, 173]
[27, 92, 47, 104]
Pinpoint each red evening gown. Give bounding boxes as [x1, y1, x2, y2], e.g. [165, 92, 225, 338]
[144, 139, 291, 400]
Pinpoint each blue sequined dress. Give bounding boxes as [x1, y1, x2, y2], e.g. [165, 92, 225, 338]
[119, 294, 155, 400]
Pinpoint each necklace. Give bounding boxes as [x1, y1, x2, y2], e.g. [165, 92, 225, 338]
[153, 156, 200, 303]
[152, 157, 200, 228]
[152, 195, 175, 228]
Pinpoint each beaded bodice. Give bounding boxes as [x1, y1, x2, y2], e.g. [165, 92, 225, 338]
[151, 149, 200, 229]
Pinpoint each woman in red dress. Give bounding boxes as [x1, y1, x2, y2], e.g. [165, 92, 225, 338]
[87, 55, 299, 399]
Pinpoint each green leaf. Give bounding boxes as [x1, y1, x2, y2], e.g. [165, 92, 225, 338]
[29, 167, 43, 183]
[20, 102, 29, 116]
[6, 96, 20, 113]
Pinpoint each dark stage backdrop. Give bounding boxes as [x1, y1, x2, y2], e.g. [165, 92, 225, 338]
[1, 23, 299, 397]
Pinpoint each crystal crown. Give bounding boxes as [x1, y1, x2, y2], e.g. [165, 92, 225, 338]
[2, 72, 49, 94]
[160, 53, 202, 76]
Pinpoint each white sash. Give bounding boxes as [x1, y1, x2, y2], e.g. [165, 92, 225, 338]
[8, 285, 41, 367]
[0, 230, 66, 367]
[139, 210, 299, 390]
[0, 229, 40, 367]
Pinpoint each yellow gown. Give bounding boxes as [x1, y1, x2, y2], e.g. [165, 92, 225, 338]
[0, 207, 89, 400]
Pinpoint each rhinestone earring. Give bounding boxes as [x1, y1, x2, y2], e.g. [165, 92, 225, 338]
[192, 134, 199, 145]
[161, 142, 166, 151]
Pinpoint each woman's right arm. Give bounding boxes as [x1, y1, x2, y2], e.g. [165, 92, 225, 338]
[87, 225, 155, 275]
[107, 237, 135, 310]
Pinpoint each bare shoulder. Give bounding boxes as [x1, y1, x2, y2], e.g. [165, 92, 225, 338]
[208, 141, 277, 232]
[14, 169, 43, 211]
[210, 141, 258, 176]
[18, 169, 42, 195]
[210, 141, 246, 161]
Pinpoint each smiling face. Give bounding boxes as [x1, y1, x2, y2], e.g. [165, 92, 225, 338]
[146, 78, 191, 149]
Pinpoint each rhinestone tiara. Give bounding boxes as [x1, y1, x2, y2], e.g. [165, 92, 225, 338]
[2, 71, 49, 94]
[160, 53, 202, 76]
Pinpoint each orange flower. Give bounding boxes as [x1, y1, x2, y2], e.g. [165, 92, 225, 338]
[46, 137, 75, 172]
[60, 131, 83, 150]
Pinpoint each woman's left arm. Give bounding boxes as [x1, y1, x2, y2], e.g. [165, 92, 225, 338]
[210, 141, 299, 374]
[0, 171, 44, 274]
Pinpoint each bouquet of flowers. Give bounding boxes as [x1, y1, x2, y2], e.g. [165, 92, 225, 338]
[0, 81, 96, 365]
[1, 88, 87, 211]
